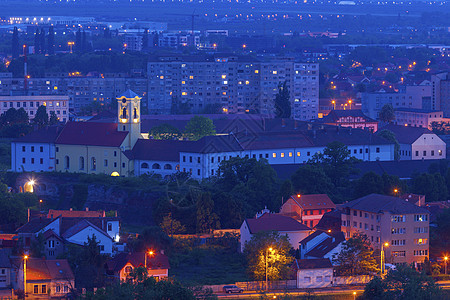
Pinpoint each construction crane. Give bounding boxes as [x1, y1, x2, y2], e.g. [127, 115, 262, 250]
[165, 12, 200, 34]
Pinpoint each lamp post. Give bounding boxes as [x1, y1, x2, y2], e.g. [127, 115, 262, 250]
[266, 247, 273, 291]
[331, 100, 336, 110]
[144, 250, 154, 269]
[353, 291, 357, 300]
[39, 199, 43, 211]
[68, 41, 74, 53]
[445, 256, 448, 275]
[348, 99, 352, 109]
[23, 255, 28, 297]
[393, 188, 399, 196]
[381, 242, 389, 275]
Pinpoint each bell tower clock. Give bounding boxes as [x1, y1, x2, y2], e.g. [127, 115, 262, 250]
[117, 90, 141, 149]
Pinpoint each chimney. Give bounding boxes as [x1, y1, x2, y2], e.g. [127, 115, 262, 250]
[281, 118, 286, 128]
[85, 207, 89, 211]
[70, 208, 73, 211]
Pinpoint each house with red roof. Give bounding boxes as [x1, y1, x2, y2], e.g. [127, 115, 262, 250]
[105, 252, 169, 282]
[11, 257, 74, 299]
[240, 213, 311, 252]
[279, 194, 336, 228]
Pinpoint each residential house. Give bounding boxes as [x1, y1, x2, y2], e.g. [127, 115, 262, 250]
[379, 124, 446, 160]
[12, 258, 74, 299]
[294, 258, 333, 289]
[319, 109, 378, 132]
[394, 108, 445, 130]
[240, 213, 311, 252]
[105, 252, 170, 281]
[0, 249, 12, 288]
[340, 194, 430, 265]
[279, 194, 336, 228]
[299, 230, 345, 261]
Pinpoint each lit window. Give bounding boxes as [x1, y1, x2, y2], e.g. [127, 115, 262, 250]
[245, 81, 250, 85]
[182, 92, 187, 96]
[255, 70, 259, 74]
[221, 74, 226, 79]
[272, 153, 276, 158]
[281, 153, 285, 158]
[289, 152, 292, 157]
[273, 71, 277, 74]
[297, 152, 300, 156]
[189, 75, 194, 79]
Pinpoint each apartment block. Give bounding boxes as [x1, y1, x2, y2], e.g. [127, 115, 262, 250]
[341, 194, 430, 265]
[432, 72, 450, 116]
[394, 108, 445, 129]
[147, 55, 319, 120]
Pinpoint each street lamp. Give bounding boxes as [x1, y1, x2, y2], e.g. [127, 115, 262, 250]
[353, 291, 357, 300]
[331, 100, 336, 110]
[348, 99, 352, 109]
[266, 247, 273, 291]
[23, 255, 28, 297]
[381, 242, 389, 275]
[144, 250, 154, 269]
[39, 199, 43, 211]
[67, 41, 74, 53]
[393, 188, 399, 196]
[445, 256, 448, 275]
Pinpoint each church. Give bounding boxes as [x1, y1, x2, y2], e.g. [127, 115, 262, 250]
[12, 90, 144, 177]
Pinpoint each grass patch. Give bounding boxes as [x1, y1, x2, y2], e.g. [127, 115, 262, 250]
[170, 245, 248, 285]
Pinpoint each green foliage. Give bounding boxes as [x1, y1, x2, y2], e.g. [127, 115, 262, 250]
[70, 184, 88, 210]
[379, 104, 395, 123]
[291, 164, 333, 195]
[83, 277, 207, 300]
[127, 226, 173, 253]
[33, 105, 49, 127]
[412, 172, 448, 202]
[149, 123, 181, 140]
[216, 157, 279, 217]
[333, 233, 379, 276]
[0, 108, 32, 138]
[49, 111, 59, 125]
[353, 172, 406, 198]
[196, 192, 220, 234]
[243, 231, 294, 281]
[377, 129, 400, 160]
[363, 264, 443, 300]
[184, 116, 216, 141]
[160, 213, 186, 237]
[274, 81, 291, 118]
[0, 183, 38, 226]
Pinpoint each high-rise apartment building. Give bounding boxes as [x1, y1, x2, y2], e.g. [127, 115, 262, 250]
[432, 72, 450, 116]
[147, 55, 319, 120]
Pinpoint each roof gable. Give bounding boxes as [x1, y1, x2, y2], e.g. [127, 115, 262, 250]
[245, 213, 311, 234]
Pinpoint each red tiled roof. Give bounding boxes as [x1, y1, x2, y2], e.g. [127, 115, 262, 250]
[290, 194, 336, 211]
[106, 252, 170, 273]
[26, 258, 74, 281]
[126, 139, 194, 161]
[245, 213, 310, 234]
[47, 209, 105, 219]
[55, 122, 128, 147]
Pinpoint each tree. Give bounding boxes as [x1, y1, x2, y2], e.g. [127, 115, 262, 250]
[160, 213, 185, 237]
[127, 226, 173, 253]
[82, 30, 88, 52]
[196, 192, 220, 234]
[332, 233, 379, 276]
[149, 124, 181, 140]
[377, 129, 400, 160]
[243, 231, 294, 281]
[309, 141, 356, 186]
[216, 157, 279, 216]
[184, 116, 215, 141]
[47, 26, 55, 55]
[412, 172, 448, 202]
[49, 111, 59, 125]
[291, 164, 333, 195]
[274, 81, 291, 118]
[33, 105, 48, 127]
[76, 29, 82, 52]
[379, 103, 395, 123]
[363, 264, 443, 300]
[11, 27, 20, 58]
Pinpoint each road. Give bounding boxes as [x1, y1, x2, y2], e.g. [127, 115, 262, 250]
[217, 282, 450, 299]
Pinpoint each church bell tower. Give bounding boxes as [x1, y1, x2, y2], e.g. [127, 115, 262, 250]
[117, 89, 141, 149]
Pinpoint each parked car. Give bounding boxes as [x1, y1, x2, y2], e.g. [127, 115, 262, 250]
[222, 285, 244, 293]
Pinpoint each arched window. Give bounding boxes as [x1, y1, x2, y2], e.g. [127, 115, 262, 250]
[125, 266, 133, 274]
[122, 107, 127, 119]
[133, 107, 138, 119]
[175, 164, 180, 171]
[79, 157, 84, 170]
[141, 163, 149, 169]
[91, 157, 96, 171]
[164, 164, 172, 170]
[64, 156, 70, 169]
[152, 163, 161, 169]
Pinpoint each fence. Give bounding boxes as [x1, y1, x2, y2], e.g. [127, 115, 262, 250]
[334, 275, 373, 285]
